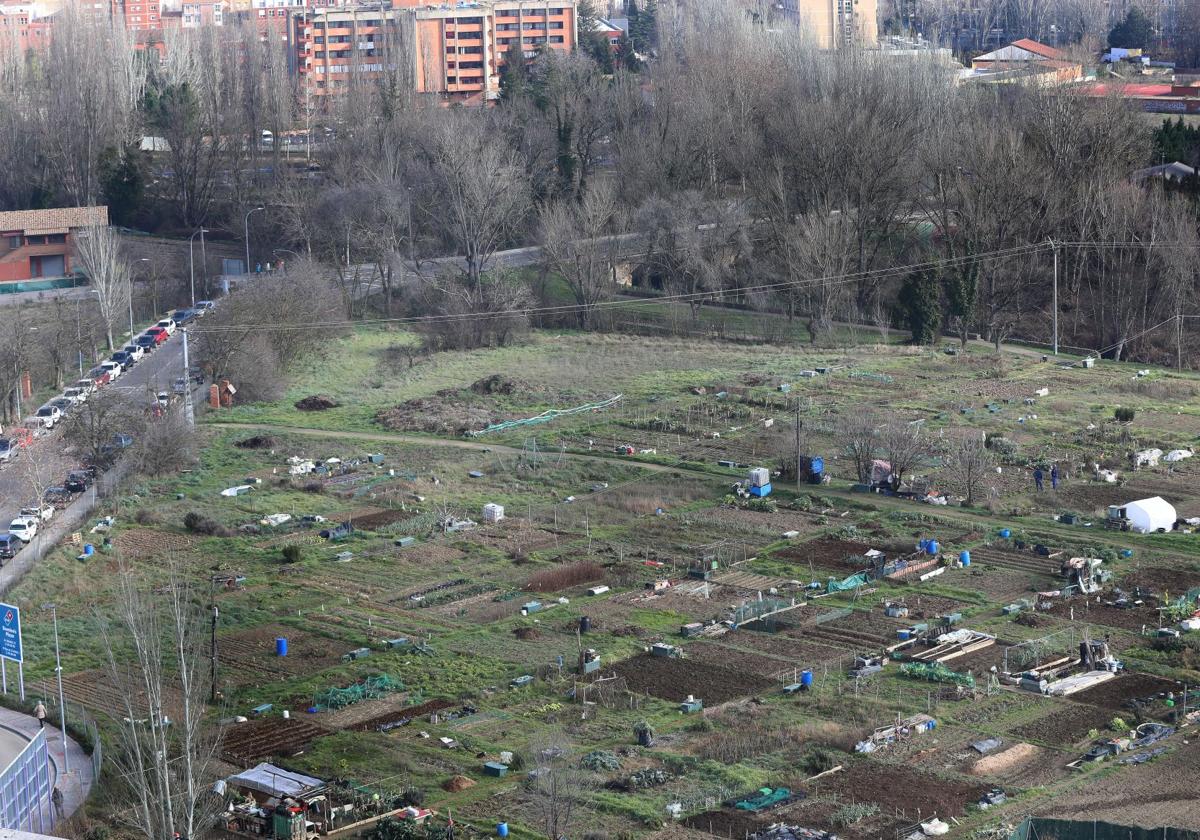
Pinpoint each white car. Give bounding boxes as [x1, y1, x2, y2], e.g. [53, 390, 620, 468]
[98, 360, 123, 380]
[122, 344, 145, 363]
[74, 379, 97, 397]
[61, 387, 88, 405]
[18, 505, 53, 523]
[156, 318, 177, 336]
[34, 405, 62, 428]
[8, 517, 37, 542]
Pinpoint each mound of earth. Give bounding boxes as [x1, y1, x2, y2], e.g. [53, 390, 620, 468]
[442, 775, 475, 792]
[377, 396, 508, 436]
[513, 627, 541, 640]
[470, 374, 525, 395]
[235, 435, 278, 449]
[295, 394, 339, 411]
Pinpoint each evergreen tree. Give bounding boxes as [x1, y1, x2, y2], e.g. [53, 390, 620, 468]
[1108, 6, 1153, 49]
[498, 40, 530, 102]
[628, 0, 657, 55]
[98, 144, 144, 226]
[900, 268, 942, 345]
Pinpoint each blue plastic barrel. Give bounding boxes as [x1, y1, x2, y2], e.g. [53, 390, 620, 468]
[927, 540, 940, 555]
[275, 637, 288, 657]
[999, 528, 1011, 539]
[918, 539, 929, 553]
[960, 550, 970, 567]
[82, 543, 95, 556]
[497, 823, 509, 837]
[897, 629, 911, 641]
[801, 669, 813, 687]
[1121, 549, 1133, 558]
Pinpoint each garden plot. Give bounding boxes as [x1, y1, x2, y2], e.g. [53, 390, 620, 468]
[1009, 701, 1117, 747]
[722, 628, 852, 665]
[1039, 595, 1162, 632]
[1067, 672, 1185, 713]
[954, 566, 1053, 602]
[115, 528, 196, 559]
[683, 640, 799, 680]
[773, 537, 877, 573]
[216, 625, 350, 688]
[61, 668, 186, 720]
[693, 506, 828, 539]
[220, 717, 330, 764]
[1123, 565, 1200, 595]
[607, 652, 774, 705]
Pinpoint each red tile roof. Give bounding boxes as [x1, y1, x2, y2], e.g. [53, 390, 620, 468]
[1009, 38, 1064, 60]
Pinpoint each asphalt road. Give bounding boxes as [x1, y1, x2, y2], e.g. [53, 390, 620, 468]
[0, 328, 188, 535]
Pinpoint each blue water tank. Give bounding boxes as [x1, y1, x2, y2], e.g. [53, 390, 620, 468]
[275, 637, 288, 657]
[999, 528, 1011, 539]
[927, 540, 940, 555]
[810, 457, 824, 474]
[960, 550, 970, 567]
[800, 669, 813, 687]
[497, 823, 509, 837]
[82, 543, 95, 556]
[1121, 549, 1133, 558]
[897, 629, 911, 641]
[918, 539, 930, 553]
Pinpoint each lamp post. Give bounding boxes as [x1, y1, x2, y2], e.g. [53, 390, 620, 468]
[133, 258, 149, 338]
[244, 207, 265, 275]
[40, 603, 68, 777]
[188, 228, 208, 307]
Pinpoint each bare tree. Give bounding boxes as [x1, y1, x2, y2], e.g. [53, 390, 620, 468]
[74, 226, 131, 351]
[539, 181, 624, 329]
[60, 389, 144, 468]
[527, 734, 585, 840]
[945, 432, 993, 506]
[878, 419, 929, 492]
[840, 410, 879, 484]
[98, 565, 222, 840]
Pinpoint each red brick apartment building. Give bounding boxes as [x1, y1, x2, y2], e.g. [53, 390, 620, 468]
[0, 4, 53, 51]
[0, 206, 108, 287]
[292, 0, 577, 103]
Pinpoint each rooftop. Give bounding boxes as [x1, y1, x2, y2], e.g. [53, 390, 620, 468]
[0, 206, 108, 234]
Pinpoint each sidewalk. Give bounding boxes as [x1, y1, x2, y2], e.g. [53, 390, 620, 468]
[0, 705, 94, 828]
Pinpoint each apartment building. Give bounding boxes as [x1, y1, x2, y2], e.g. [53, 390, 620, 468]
[778, 0, 877, 49]
[0, 206, 109, 286]
[181, 0, 225, 25]
[0, 4, 53, 52]
[110, 0, 163, 29]
[293, 0, 576, 103]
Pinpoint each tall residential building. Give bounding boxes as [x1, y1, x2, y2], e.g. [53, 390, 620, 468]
[292, 0, 576, 103]
[0, 4, 53, 52]
[110, 0, 163, 29]
[779, 0, 877, 49]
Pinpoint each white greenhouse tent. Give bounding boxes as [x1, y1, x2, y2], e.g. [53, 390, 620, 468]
[1119, 497, 1177, 534]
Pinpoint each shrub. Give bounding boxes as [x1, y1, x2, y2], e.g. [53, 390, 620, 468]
[580, 750, 621, 771]
[523, 561, 604, 592]
[832, 803, 880, 827]
[1114, 407, 1135, 423]
[134, 507, 162, 525]
[398, 786, 425, 807]
[183, 512, 230, 536]
[798, 745, 839, 776]
[1110, 717, 1128, 732]
[281, 544, 302, 564]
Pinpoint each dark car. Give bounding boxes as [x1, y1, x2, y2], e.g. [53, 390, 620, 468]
[48, 398, 74, 417]
[110, 351, 134, 370]
[64, 470, 91, 493]
[43, 486, 72, 507]
[0, 533, 22, 562]
[135, 334, 157, 352]
[173, 308, 197, 325]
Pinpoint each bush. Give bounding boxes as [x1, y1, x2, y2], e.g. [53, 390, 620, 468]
[1114, 407, 1135, 423]
[523, 561, 604, 593]
[398, 786, 425, 807]
[580, 750, 621, 771]
[1110, 717, 1128, 732]
[281, 544, 302, 564]
[183, 511, 230, 536]
[798, 745, 839, 776]
[134, 507, 162, 525]
[832, 803, 880, 827]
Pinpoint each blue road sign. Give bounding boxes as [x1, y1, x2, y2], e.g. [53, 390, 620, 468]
[0, 604, 22, 663]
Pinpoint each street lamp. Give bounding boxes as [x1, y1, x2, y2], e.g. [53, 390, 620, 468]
[40, 603, 68, 778]
[133, 258, 149, 338]
[244, 207, 265, 275]
[188, 228, 209, 308]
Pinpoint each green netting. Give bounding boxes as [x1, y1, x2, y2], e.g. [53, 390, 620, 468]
[827, 573, 869, 593]
[313, 674, 404, 710]
[466, 395, 623, 437]
[900, 661, 975, 688]
[1011, 818, 1200, 840]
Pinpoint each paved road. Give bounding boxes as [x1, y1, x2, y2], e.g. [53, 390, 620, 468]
[0, 329, 188, 538]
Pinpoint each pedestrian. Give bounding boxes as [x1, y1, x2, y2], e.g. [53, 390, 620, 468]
[1033, 467, 1044, 492]
[33, 700, 47, 729]
[1050, 464, 1059, 490]
[51, 786, 63, 820]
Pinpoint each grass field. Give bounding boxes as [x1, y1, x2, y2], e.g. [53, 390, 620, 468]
[11, 324, 1200, 838]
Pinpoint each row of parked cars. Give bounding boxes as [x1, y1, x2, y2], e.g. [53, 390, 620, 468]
[19, 301, 215, 434]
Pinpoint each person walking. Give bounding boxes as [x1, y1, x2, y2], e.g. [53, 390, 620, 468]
[1050, 464, 1059, 490]
[51, 786, 64, 820]
[1033, 467, 1044, 492]
[33, 700, 47, 729]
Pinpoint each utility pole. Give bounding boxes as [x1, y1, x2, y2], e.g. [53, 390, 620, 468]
[794, 398, 803, 488]
[182, 328, 195, 427]
[210, 604, 219, 703]
[1049, 238, 1058, 355]
[42, 604, 68, 776]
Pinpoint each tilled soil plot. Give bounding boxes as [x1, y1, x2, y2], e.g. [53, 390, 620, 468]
[220, 717, 330, 764]
[683, 809, 767, 838]
[725, 629, 853, 665]
[1068, 672, 1185, 712]
[216, 625, 349, 688]
[684, 640, 796, 679]
[774, 537, 877, 573]
[1123, 565, 1200, 595]
[62, 668, 186, 720]
[116, 528, 196, 559]
[349, 698, 456, 732]
[608, 653, 774, 705]
[1040, 596, 1161, 631]
[1009, 701, 1116, 747]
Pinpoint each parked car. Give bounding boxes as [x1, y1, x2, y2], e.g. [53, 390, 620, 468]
[173, 309, 197, 326]
[43, 486, 72, 507]
[35, 405, 62, 427]
[22, 417, 46, 435]
[48, 397, 74, 416]
[74, 378, 97, 396]
[0, 439, 16, 463]
[0, 533, 22, 561]
[135, 334, 158, 352]
[64, 471, 91, 494]
[110, 351, 134, 370]
[155, 318, 177, 336]
[146, 326, 169, 345]
[62, 386, 89, 405]
[122, 344, 145, 363]
[8, 517, 37, 542]
[19, 505, 54, 523]
[194, 300, 216, 314]
[98, 360, 123, 380]
[86, 368, 111, 386]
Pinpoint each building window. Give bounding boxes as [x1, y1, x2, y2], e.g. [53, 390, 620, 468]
[549, 20, 562, 27]
[549, 7, 563, 12]
[550, 35, 563, 42]
[522, 21, 541, 29]
[446, 30, 455, 37]
[7, 236, 21, 249]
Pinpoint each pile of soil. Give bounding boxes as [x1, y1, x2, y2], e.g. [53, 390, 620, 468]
[235, 435, 278, 449]
[513, 627, 541, 641]
[442, 775, 476, 792]
[470, 374, 524, 395]
[971, 742, 1041, 776]
[295, 394, 339, 411]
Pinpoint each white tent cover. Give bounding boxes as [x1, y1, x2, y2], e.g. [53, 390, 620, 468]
[1122, 496, 1177, 533]
[228, 763, 325, 799]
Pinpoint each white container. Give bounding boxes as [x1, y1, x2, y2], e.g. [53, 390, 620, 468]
[748, 467, 770, 487]
[483, 503, 505, 523]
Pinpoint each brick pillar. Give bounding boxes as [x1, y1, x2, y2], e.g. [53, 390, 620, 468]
[209, 384, 220, 409]
[20, 371, 31, 400]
